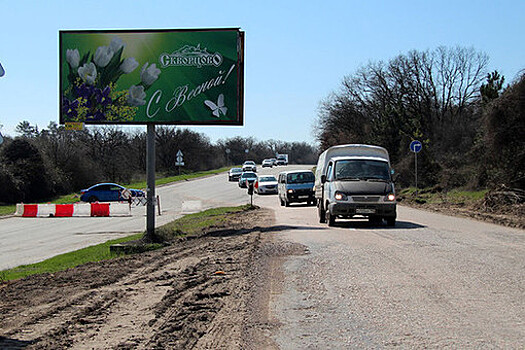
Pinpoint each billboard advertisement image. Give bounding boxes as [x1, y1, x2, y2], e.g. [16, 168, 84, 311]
[59, 28, 244, 125]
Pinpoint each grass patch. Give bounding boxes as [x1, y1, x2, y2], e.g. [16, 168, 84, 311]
[126, 166, 233, 189]
[0, 204, 254, 282]
[0, 233, 143, 282]
[399, 187, 488, 205]
[0, 205, 16, 216]
[155, 204, 253, 241]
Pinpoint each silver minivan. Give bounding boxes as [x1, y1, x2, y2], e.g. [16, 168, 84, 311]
[278, 170, 316, 207]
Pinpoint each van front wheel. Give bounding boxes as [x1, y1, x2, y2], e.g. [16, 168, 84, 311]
[326, 209, 336, 227]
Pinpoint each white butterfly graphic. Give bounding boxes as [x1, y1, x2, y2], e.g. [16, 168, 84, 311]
[204, 94, 228, 118]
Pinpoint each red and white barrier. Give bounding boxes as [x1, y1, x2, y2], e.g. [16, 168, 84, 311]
[15, 202, 131, 217]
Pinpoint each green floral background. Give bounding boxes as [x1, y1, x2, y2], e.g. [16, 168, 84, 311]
[60, 29, 243, 125]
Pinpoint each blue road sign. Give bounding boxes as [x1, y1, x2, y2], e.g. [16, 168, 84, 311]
[410, 140, 422, 153]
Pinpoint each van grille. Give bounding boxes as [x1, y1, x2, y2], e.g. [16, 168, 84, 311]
[352, 196, 380, 202]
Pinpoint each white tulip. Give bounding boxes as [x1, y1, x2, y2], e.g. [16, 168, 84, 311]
[120, 57, 139, 74]
[127, 85, 146, 106]
[94, 46, 114, 68]
[66, 49, 80, 69]
[140, 62, 161, 86]
[110, 37, 125, 53]
[78, 62, 97, 85]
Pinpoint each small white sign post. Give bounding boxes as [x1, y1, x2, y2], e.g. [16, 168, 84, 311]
[175, 149, 184, 175]
[410, 140, 423, 197]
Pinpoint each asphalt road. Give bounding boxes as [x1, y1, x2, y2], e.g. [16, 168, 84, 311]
[254, 189, 525, 348]
[1, 165, 524, 347]
[0, 165, 300, 270]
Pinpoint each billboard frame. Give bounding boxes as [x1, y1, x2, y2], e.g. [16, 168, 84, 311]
[59, 28, 244, 126]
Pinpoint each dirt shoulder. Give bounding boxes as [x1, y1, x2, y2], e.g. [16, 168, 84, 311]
[399, 200, 525, 229]
[0, 207, 283, 349]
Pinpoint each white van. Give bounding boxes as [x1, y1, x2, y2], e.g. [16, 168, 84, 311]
[315, 144, 396, 226]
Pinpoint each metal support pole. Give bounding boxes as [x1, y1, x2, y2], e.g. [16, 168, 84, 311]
[146, 124, 156, 241]
[415, 152, 418, 198]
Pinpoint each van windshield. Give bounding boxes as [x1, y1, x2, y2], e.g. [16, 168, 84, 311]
[334, 160, 390, 181]
[287, 172, 315, 184]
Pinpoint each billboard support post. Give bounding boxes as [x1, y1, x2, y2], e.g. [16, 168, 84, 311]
[59, 28, 244, 243]
[146, 124, 156, 242]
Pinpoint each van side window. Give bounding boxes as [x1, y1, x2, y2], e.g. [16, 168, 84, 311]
[326, 163, 333, 181]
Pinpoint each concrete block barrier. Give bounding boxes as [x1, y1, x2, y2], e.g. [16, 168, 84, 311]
[15, 202, 132, 217]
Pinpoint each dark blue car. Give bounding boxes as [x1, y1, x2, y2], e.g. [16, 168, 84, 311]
[80, 183, 145, 202]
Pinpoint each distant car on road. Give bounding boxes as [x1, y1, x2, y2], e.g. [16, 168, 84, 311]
[228, 167, 243, 181]
[261, 159, 274, 168]
[80, 183, 145, 202]
[242, 161, 257, 172]
[269, 158, 277, 166]
[238, 172, 257, 188]
[255, 175, 278, 194]
[276, 154, 288, 166]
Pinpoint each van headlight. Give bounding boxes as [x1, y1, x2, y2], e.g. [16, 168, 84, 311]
[334, 191, 348, 201]
[287, 189, 294, 194]
[385, 194, 396, 202]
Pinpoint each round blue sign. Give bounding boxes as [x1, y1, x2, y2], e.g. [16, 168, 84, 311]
[410, 140, 422, 153]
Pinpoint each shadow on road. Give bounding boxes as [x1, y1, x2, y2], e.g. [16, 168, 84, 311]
[280, 203, 317, 208]
[0, 336, 34, 349]
[330, 220, 425, 230]
[205, 224, 327, 238]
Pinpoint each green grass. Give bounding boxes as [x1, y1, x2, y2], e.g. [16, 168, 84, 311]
[0, 204, 254, 282]
[155, 204, 253, 241]
[399, 187, 488, 205]
[126, 166, 232, 189]
[0, 233, 143, 282]
[0, 167, 232, 216]
[0, 205, 16, 216]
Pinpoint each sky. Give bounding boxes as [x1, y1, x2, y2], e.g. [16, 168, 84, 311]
[0, 0, 523, 144]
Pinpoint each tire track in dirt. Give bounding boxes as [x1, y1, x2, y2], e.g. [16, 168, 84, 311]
[0, 208, 276, 349]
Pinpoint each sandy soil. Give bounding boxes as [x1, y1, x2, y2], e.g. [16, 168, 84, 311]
[403, 201, 525, 229]
[0, 208, 287, 350]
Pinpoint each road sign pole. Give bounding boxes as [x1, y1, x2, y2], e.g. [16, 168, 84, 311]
[146, 124, 156, 242]
[415, 151, 418, 198]
[410, 140, 422, 199]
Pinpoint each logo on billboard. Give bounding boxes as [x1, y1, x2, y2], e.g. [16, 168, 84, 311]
[159, 44, 223, 68]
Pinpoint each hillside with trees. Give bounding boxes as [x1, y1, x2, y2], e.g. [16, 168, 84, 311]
[315, 46, 524, 192]
[0, 125, 317, 204]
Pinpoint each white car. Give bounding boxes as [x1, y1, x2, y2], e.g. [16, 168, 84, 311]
[262, 159, 273, 168]
[242, 160, 257, 172]
[255, 175, 278, 194]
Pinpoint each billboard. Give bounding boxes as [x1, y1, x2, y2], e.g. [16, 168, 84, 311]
[59, 28, 244, 125]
